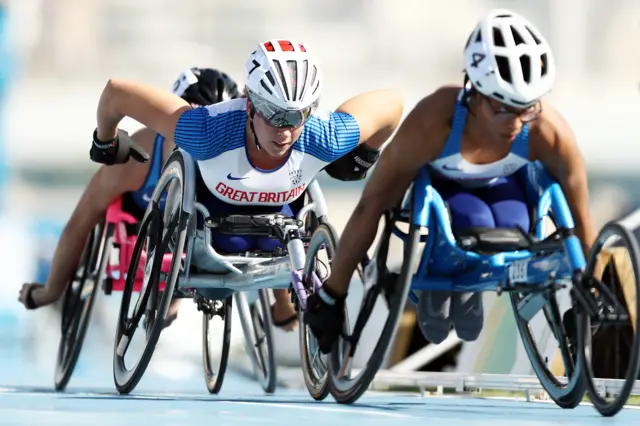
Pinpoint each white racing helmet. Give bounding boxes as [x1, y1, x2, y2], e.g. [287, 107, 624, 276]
[245, 39, 321, 128]
[464, 9, 556, 108]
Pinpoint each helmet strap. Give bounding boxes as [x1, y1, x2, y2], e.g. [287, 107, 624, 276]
[248, 106, 262, 151]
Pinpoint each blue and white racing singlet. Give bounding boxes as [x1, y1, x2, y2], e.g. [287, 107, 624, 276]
[428, 90, 531, 188]
[173, 98, 360, 206]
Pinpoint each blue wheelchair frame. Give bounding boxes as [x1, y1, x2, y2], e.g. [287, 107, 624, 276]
[391, 162, 587, 313]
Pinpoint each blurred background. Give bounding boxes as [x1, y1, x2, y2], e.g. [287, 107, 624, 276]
[0, 0, 639, 389]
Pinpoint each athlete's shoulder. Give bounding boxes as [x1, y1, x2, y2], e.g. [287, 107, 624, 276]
[307, 107, 347, 122]
[174, 98, 247, 161]
[529, 100, 576, 146]
[422, 84, 462, 112]
[403, 84, 460, 130]
[201, 97, 247, 117]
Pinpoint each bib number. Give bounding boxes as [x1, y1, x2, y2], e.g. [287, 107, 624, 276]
[509, 260, 529, 283]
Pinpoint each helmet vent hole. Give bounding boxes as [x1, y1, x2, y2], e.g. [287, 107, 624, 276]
[492, 27, 505, 47]
[496, 14, 511, 18]
[495, 55, 512, 83]
[299, 60, 309, 101]
[260, 79, 273, 95]
[492, 92, 505, 100]
[272, 60, 290, 100]
[540, 53, 548, 77]
[519, 55, 531, 83]
[510, 26, 526, 46]
[265, 71, 276, 86]
[310, 65, 318, 90]
[287, 60, 298, 101]
[526, 26, 542, 45]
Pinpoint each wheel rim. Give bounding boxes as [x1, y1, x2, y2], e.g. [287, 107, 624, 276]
[300, 225, 334, 396]
[202, 296, 232, 393]
[579, 222, 640, 415]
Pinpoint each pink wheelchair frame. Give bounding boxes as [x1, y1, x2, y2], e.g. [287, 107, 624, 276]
[102, 196, 174, 294]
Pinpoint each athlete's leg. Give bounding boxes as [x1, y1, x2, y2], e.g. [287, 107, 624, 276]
[18, 128, 159, 310]
[418, 177, 494, 343]
[436, 177, 496, 231]
[195, 188, 258, 253]
[196, 186, 298, 330]
[255, 203, 298, 331]
[448, 176, 530, 341]
[480, 175, 530, 231]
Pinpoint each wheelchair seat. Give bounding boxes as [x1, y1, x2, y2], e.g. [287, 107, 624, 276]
[454, 227, 531, 253]
[204, 213, 302, 237]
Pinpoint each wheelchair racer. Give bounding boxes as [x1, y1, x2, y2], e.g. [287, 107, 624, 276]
[87, 38, 403, 332]
[303, 9, 600, 352]
[18, 67, 240, 329]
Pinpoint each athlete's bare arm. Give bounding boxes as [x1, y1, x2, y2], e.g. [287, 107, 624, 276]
[325, 87, 457, 296]
[96, 79, 191, 142]
[335, 89, 404, 150]
[529, 102, 597, 257]
[19, 127, 159, 308]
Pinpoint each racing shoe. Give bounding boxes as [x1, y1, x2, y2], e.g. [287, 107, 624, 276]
[417, 290, 453, 344]
[450, 291, 484, 341]
[303, 286, 345, 354]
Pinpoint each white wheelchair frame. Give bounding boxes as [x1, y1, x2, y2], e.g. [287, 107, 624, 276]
[112, 148, 340, 399]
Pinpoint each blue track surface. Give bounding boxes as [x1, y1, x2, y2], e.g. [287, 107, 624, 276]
[3, 356, 640, 425]
[2, 300, 640, 425]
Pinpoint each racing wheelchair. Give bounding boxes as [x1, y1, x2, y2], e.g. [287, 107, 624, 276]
[110, 148, 350, 400]
[315, 162, 640, 417]
[53, 196, 176, 391]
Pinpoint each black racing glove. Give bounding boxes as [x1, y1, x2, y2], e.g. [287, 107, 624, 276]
[324, 143, 380, 181]
[89, 128, 149, 165]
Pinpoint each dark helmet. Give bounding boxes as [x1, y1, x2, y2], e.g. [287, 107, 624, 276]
[171, 67, 240, 106]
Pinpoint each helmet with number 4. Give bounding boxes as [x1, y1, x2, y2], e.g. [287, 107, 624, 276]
[244, 39, 322, 128]
[463, 9, 556, 108]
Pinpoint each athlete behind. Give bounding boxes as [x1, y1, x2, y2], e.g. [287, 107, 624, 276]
[18, 67, 240, 329]
[303, 9, 599, 353]
[87, 38, 404, 331]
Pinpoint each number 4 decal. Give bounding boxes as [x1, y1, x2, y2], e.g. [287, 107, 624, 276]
[470, 53, 486, 68]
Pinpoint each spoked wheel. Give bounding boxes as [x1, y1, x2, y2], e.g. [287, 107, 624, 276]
[577, 221, 640, 417]
[300, 222, 350, 401]
[202, 295, 233, 394]
[510, 289, 585, 408]
[328, 193, 421, 404]
[113, 152, 191, 394]
[509, 214, 585, 408]
[236, 289, 277, 394]
[54, 220, 113, 391]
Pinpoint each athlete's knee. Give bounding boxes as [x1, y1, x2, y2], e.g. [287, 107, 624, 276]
[213, 233, 254, 253]
[483, 176, 530, 231]
[491, 200, 530, 231]
[447, 193, 495, 230]
[255, 236, 283, 253]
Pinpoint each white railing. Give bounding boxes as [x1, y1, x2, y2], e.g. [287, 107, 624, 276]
[368, 370, 640, 402]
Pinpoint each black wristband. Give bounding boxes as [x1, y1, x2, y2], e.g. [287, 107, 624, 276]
[352, 143, 380, 168]
[92, 128, 118, 150]
[324, 143, 380, 181]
